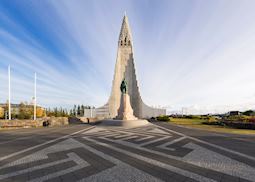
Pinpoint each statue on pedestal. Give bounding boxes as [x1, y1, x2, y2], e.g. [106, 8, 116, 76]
[116, 78, 137, 121]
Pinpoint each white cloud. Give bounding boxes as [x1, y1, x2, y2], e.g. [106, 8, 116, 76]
[0, 0, 255, 114]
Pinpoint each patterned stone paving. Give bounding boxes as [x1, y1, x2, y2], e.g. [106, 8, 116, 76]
[0, 125, 255, 182]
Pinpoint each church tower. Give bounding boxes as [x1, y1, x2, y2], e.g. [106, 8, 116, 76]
[97, 15, 166, 118]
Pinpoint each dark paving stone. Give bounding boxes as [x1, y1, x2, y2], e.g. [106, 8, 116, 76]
[154, 122, 255, 157]
[1, 124, 254, 182]
[220, 174, 240, 182]
[89, 136, 242, 182]
[59, 172, 78, 182]
[79, 137, 191, 182]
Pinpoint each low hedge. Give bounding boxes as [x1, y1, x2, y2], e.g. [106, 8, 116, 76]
[224, 122, 255, 130]
[202, 121, 225, 126]
[156, 115, 170, 122]
[203, 121, 255, 130]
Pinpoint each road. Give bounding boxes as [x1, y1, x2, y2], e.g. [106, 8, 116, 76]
[0, 122, 254, 182]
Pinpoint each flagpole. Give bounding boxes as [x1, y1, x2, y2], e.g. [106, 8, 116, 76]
[34, 72, 37, 120]
[8, 65, 11, 120]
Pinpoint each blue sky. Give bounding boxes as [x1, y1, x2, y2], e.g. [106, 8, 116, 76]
[0, 0, 255, 114]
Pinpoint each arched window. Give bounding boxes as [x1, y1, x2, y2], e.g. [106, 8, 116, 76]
[120, 40, 123, 46]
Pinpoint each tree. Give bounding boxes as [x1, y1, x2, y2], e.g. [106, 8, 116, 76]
[65, 109, 68, 117]
[69, 109, 73, 116]
[0, 107, 4, 119]
[54, 107, 58, 117]
[36, 107, 45, 118]
[77, 105, 81, 116]
[73, 105, 77, 116]
[18, 102, 32, 119]
[243, 110, 255, 116]
[45, 107, 70, 117]
[3, 100, 9, 119]
[81, 105, 85, 116]
[62, 109, 65, 117]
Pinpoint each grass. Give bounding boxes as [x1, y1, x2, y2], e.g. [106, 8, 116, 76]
[169, 118, 255, 135]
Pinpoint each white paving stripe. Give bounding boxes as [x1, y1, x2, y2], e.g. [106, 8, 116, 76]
[0, 139, 88, 180]
[84, 137, 217, 182]
[84, 132, 121, 138]
[79, 163, 163, 182]
[155, 125, 255, 162]
[184, 143, 255, 182]
[0, 127, 77, 145]
[82, 127, 105, 134]
[0, 152, 89, 181]
[139, 136, 171, 147]
[28, 153, 89, 182]
[98, 133, 124, 138]
[1, 136, 163, 182]
[0, 126, 95, 162]
[77, 139, 163, 182]
[100, 136, 186, 161]
[135, 136, 155, 142]
[147, 128, 169, 135]
[120, 135, 139, 140]
[2, 124, 254, 181]
[113, 133, 133, 139]
[0, 138, 92, 181]
[0, 158, 70, 180]
[157, 136, 186, 151]
[84, 128, 157, 141]
[86, 129, 161, 143]
[99, 135, 255, 181]
[0, 138, 85, 169]
[108, 127, 169, 137]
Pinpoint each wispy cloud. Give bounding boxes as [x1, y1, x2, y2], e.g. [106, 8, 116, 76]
[0, 0, 255, 113]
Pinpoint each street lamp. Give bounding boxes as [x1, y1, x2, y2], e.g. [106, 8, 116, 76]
[34, 72, 37, 120]
[8, 65, 11, 120]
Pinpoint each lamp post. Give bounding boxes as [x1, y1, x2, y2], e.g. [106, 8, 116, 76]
[8, 65, 11, 120]
[34, 72, 37, 120]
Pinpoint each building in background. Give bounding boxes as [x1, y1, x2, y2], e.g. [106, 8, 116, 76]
[0, 103, 45, 119]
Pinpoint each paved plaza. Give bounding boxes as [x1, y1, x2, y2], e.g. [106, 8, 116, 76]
[0, 123, 255, 182]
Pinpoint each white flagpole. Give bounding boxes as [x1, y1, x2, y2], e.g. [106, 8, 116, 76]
[34, 72, 37, 120]
[8, 65, 11, 120]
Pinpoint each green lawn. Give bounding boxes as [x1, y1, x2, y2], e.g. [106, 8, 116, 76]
[169, 118, 255, 135]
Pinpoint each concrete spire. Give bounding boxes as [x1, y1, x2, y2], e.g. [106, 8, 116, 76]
[96, 15, 166, 119]
[119, 14, 132, 46]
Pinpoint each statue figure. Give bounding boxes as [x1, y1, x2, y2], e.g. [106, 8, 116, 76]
[120, 78, 127, 94]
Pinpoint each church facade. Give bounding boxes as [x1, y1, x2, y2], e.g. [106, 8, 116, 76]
[96, 15, 166, 119]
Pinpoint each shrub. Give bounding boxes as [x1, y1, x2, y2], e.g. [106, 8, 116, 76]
[184, 115, 202, 119]
[203, 120, 255, 130]
[224, 115, 249, 122]
[243, 110, 255, 116]
[156, 115, 170, 122]
[202, 121, 225, 126]
[224, 122, 255, 130]
[248, 118, 255, 123]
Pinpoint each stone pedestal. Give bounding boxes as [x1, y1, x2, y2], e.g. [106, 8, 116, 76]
[116, 93, 137, 120]
[100, 93, 150, 128]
